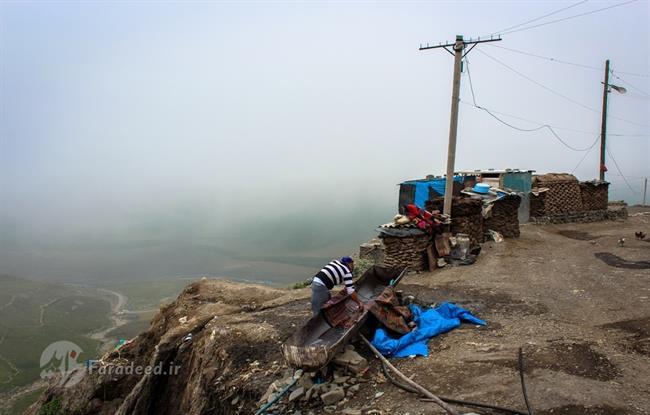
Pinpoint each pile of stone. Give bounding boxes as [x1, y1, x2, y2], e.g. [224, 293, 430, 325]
[579, 181, 609, 211]
[378, 233, 430, 271]
[426, 197, 484, 246]
[258, 345, 369, 415]
[532, 173, 583, 215]
[358, 238, 385, 265]
[530, 202, 627, 224]
[530, 189, 547, 218]
[484, 194, 521, 238]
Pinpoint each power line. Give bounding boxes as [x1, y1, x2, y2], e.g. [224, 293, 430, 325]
[571, 136, 600, 173]
[478, 106, 599, 151]
[459, 98, 649, 138]
[485, 44, 649, 78]
[463, 59, 648, 137]
[476, 49, 650, 129]
[477, 49, 600, 112]
[464, 59, 599, 152]
[486, 0, 589, 37]
[610, 72, 650, 97]
[500, 0, 639, 36]
[485, 44, 602, 72]
[606, 147, 639, 193]
[465, 58, 479, 107]
[608, 174, 647, 181]
[485, 44, 650, 78]
[459, 99, 590, 135]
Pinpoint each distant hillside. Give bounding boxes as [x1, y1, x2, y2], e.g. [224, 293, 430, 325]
[0, 275, 111, 413]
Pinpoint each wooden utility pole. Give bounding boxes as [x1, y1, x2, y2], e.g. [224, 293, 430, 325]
[420, 35, 501, 217]
[644, 177, 648, 206]
[599, 59, 610, 182]
[443, 36, 464, 217]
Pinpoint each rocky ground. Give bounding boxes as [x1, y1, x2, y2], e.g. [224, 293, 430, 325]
[27, 207, 650, 415]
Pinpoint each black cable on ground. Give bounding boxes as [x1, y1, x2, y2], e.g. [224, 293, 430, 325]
[380, 361, 529, 415]
[518, 347, 534, 415]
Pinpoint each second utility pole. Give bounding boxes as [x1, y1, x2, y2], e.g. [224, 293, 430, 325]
[420, 35, 501, 216]
[599, 59, 610, 182]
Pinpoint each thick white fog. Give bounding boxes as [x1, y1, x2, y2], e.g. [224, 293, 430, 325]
[1, 2, 648, 283]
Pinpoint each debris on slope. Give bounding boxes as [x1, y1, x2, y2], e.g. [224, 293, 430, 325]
[27, 279, 312, 415]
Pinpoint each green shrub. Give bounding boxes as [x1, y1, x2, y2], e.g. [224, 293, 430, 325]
[353, 258, 374, 279]
[38, 398, 61, 415]
[290, 279, 312, 290]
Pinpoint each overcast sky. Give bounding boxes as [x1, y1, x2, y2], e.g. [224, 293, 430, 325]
[1, 1, 648, 282]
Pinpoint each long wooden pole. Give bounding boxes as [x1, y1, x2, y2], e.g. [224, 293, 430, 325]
[443, 35, 464, 216]
[359, 334, 459, 415]
[599, 59, 610, 182]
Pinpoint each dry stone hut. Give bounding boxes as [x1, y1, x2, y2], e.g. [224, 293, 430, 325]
[529, 189, 547, 218]
[579, 180, 609, 211]
[426, 197, 483, 247]
[376, 226, 430, 272]
[531, 173, 583, 215]
[484, 194, 521, 238]
[529, 173, 621, 223]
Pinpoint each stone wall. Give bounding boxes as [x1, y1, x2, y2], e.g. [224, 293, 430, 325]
[530, 174, 611, 223]
[530, 204, 627, 224]
[377, 233, 431, 271]
[484, 194, 521, 238]
[426, 197, 484, 246]
[532, 174, 583, 215]
[579, 182, 609, 211]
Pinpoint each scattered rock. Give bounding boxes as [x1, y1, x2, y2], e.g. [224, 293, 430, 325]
[304, 386, 315, 401]
[288, 387, 304, 402]
[333, 348, 368, 374]
[321, 387, 345, 405]
[297, 374, 314, 390]
[374, 391, 384, 399]
[333, 375, 349, 384]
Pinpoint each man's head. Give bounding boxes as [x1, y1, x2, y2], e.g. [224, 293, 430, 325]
[341, 256, 354, 271]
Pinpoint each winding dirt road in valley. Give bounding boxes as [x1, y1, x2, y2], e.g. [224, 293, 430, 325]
[90, 289, 129, 347]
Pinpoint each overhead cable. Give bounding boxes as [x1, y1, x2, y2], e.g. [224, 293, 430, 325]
[464, 59, 600, 152]
[485, 0, 589, 37]
[485, 44, 649, 78]
[610, 72, 650, 97]
[499, 0, 639, 36]
[487, 44, 650, 79]
[606, 147, 640, 193]
[476, 49, 650, 129]
[570, 136, 600, 174]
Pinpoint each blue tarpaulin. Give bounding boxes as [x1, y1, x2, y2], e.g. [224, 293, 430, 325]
[401, 177, 464, 208]
[371, 303, 486, 358]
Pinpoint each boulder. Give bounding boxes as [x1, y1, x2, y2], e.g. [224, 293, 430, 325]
[332, 349, 368, 374]
[320, 387, 345, 405]
[288, 387, 304, 402]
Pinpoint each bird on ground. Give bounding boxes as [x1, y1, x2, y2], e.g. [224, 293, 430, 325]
[635, 231, 646, 240]
[617, 238, 626, 247]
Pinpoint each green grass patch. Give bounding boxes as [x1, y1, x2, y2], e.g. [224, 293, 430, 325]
[98, 280, 187, 311]
[37, 397, 61, 415]
[0, 276, 110, 393]
[106, 313, 154, 340]
[10, 386, 46, 415]
[352, 258, 374, 279]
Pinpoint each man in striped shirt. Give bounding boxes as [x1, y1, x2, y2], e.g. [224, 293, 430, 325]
[310, 257, 355, 315]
